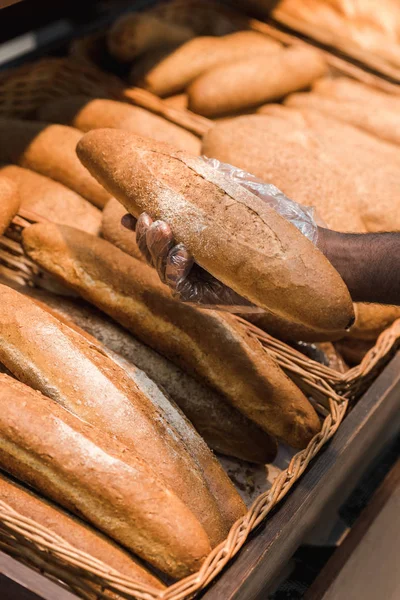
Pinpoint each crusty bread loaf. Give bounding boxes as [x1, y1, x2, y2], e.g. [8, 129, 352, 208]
[0, 472, 164, 588]
[22, 223, 321, 448]
[247, 310, 347, 343]
[38, 97, 201, 154]
[0, 119, 110, 208]
[202, 113, 366, 233]
[349, 303, 400, 341]
[285, 91, 400, 147]
[140, 31, 281, 97]
[273, 0, 400, 69]
[0, 279, 247, 526]
[0, 284, 230, 547]
[102, 197, 143, 260]
[11, 282, 275, 463]
[0, 373, 210, 577]
[0, 165, 101, 234]
[107, 12, 194, 62]
[0, 175, 20, 236]
[313, 77, 400, 105]
[188, 45, 326, 117]
[275, 106, 400, 233]
[76, 129, 354, 336]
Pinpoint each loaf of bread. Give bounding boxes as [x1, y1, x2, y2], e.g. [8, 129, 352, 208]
[10, 281, 275, 463]
[285, 91, 400, 147]
[129, 46, 179, 85]
[22, 223, 321, 448]
[0, 165, 101, 234]
[273, 0, 400, 69]
[0, 119, 110, 208]
[107, 12, 195, 62]
[187, 45, 326, 117]
[277, 106, 400, 233]
[0, 284, 232, 547]
[140, 31, 281, 97]
[38, 97, 201, 154]
[313, 77, 400, 105]
[0, 472, 164, 588]
[0, 373, 210, 577]
[0, 175, 20, 235]
[76, 129, 353, 336]
[102, 197, 143, 260]
[349, 303, 400, 341]
[202, 113, 366, 233]
[247, 310, 347, 343]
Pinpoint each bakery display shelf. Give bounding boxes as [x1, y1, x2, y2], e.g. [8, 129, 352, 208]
[0, 2, 400, 600]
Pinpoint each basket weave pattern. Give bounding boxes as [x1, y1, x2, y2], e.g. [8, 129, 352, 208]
[1, 317, 399, 600]
[0, 49, 400, 600]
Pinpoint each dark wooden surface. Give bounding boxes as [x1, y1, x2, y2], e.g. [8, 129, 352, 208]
[200, 352, 400, 600]
[306, 459, 400, 600]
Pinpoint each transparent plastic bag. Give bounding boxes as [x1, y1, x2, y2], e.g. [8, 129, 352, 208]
[136, 157, 319, 313]
[201, 156, 319, 244]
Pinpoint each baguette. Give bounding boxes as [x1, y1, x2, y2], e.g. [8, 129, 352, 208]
[38, 97, 201, 154]
[0, 119, 110, 208]
[22, 223, 321, 448]
[140, 31, 281, 97]
[10, 282, 276, 464]
[0, 175, 20, 235]
[0, 165, 101, 234]
[0, 282, 247, 525]
[0, 472, 164, 589]
[188, 45, 326, 117]
[0, 284, 231, 547]
[0, 373, 210, 577]
[107, 12, 194, 62]
[102, 197, 143, 260]
[246, 310, 347, 343]
[76, 129, 354, 336]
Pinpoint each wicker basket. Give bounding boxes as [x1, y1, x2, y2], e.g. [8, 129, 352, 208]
[0, 316, 399, 600]
[0, 34, 400, 599]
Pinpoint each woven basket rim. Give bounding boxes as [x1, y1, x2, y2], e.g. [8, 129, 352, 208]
[0, 316, 399, 600]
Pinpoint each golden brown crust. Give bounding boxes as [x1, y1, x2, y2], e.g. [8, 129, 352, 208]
[349, 303, 400, 340]
[76, 128, 354, 336]
[10, 282, 276, 464]
[22, 223, 321, 448]
[102, 198, 143, 260]
[0, 165, 101, 234]
[0, 284, 228, 548]
[0, 472, 164, 588]
[246, 311, 347, 343]
[0, 175, 20, 236]
[202, 113, 366, 233]
[0, 118, 110, 208]
[38, 97, 201, 154]
[140, 31, 281, 97]
[0, 373, 211, 577]
[187, 45, 326, 117]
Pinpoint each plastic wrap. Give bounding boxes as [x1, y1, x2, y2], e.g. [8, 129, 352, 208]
[133, 158, 319, 312]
